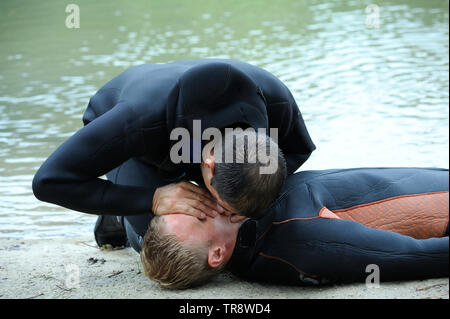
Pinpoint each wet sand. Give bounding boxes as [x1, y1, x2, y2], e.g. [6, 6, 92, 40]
[0, 236, 448, 299]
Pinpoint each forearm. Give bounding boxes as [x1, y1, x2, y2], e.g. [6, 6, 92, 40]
[299, 219, 449, 283]
[249, 219, 448, 285]
[33, 175, 156, 215]
[32, 102, 153, 215]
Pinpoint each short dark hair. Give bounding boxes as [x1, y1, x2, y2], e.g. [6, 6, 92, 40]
[211, 129, 286, 217]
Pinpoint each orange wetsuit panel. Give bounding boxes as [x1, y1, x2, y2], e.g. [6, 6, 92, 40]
[329, 191, 449, 239]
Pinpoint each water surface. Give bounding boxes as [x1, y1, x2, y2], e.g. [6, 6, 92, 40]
[0, 0, 448, 238]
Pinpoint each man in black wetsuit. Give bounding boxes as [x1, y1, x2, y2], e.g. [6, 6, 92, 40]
[141, 167, 449, 288]
[32, 59, 315, 249]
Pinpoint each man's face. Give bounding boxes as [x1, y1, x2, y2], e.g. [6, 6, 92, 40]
[161, 212, 245, 266]
[200, 151, 237, 214]
[162, 212, 241, 244]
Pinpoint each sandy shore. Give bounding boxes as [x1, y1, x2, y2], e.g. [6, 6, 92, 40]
[0, 235, 448, 299]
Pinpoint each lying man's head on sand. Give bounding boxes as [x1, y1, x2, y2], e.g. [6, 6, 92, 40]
[140, 212, 242, 289]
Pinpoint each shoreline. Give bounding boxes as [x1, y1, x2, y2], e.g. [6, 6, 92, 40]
[0, 235, 448, 299]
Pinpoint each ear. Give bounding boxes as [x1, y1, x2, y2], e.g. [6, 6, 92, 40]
[203, 156, 215, 176]
[207, 245, 226, 268]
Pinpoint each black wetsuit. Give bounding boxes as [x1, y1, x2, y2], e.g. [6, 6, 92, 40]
[32, 59, 315, 236]
[227, 167, 449, 284]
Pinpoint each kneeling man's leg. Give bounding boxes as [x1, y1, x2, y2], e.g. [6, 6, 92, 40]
[95, 159, 173, 251]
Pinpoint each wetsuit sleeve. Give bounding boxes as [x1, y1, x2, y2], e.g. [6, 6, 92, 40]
[278, 100, 316, 175]
[32, 102, 156, 216]
[247, 218, 448, 285]
[293, 218, 449, 283]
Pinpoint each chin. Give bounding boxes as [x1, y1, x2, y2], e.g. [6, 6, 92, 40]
[214, 213, 232, 227]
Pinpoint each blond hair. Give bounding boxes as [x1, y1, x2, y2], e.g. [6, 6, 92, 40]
[140, 216, 226, 289]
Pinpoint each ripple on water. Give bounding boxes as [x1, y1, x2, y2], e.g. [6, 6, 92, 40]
[0, 1, 448, 238]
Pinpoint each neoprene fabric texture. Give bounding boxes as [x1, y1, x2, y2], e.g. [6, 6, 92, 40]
[32, 59, 315, 219]
[227, 167, 449, 285]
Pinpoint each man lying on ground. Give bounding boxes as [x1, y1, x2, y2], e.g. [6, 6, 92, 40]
[140, 167, 449, 288]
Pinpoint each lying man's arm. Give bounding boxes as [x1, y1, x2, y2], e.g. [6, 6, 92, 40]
[247, 217, 448, 285]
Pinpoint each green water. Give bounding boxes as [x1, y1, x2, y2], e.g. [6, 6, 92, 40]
[0, 0, 448, 238]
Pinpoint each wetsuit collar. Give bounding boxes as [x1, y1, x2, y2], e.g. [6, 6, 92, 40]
[226, 219, 258, 274]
